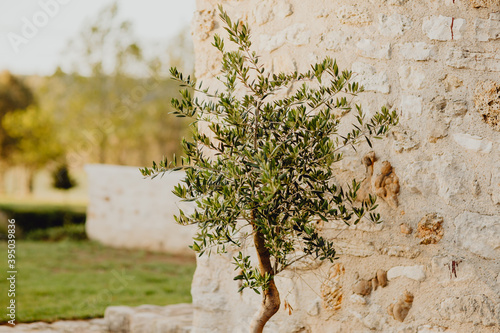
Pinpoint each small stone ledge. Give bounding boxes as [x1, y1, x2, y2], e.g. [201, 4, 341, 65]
[105, 303, 193, 333]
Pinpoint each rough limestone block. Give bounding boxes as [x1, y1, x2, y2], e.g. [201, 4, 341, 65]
[417, 213, 444, 244]
[398, 65, 425, 90]
[387, 265, 426, 282]
[356, 39, 391, 59]
[446, 48, 500, 72]
[336, 5, 372, 25]
[491, 172, 500, 204]
[398, 42, 435, 61]
[417, 325, 448, 333]
[400, 95, 423, 120]
[454, 212, 500, 259]
[422, 15, 466, 41]
[105, 306, 135, 333]
[273, 0, 293, 19]
[322, 30, 351, 51]
[352, 62, 390, 94]
[378, 13, 412, 37]
[259, 24, 310, 52]
[469, 0, 497, 8]
[474, 80, 500, 131]
[253, 2, 273, 25]
[475, 16, 500, 41]
[379, 246, 421, 259]
[452, 133, 493, 153]
[285, 23, 311, 45]
[130, 313, 171, 333]
[192, 10, 215, 41]
[439, 294, 498, 326]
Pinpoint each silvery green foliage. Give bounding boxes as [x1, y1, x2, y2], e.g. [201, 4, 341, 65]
[142, 6, 398, 293]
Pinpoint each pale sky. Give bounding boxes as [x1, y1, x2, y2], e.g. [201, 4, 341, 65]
[0, 0, 196, 76]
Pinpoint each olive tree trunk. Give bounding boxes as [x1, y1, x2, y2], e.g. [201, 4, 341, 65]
[249, 229, 280, 333]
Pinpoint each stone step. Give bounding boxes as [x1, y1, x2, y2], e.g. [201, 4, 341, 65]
[0, 303, 193, 333]
[105, 303, 193, 333]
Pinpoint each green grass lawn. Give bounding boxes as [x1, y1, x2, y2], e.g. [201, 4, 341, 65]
[0, 240, 196, 323]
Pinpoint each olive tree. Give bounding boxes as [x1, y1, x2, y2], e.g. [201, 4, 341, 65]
[142, 7, 398, 333]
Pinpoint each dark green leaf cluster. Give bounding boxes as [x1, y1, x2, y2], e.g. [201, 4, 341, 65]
[141, 6, 398, 293]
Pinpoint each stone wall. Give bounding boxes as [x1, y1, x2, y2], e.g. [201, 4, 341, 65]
[85, 164, 195, 254]
[190, 0, 500, 332]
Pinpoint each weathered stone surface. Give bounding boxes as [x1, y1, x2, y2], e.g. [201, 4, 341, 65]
[272, 54, 296, 73]
[322, 30, 351, 51]
[336, 239, 377, 257]
[362, 305, 387, 330]
[446, 48, 500, 72]
[422, 16, 466, 41]
[398, 65, 425, 90]
[387, 292, 414, 322]
[352, 62, 390, 93]
[351, 304, 387, 330]
[349, 294, 367, 305]
[417, 213, 444, 244]
[439, 294, 498, 326]
[336, 5, 372, 25]
[105, 305, 134, 332]
[253, 2, 273, 25]
[491, 172, 500, 205]
[190, 2, 500, 332]
[286, 23, 311, 45]
[353, 279, 372, 296]
[417, 325, 448, 332]
[384, 0, 410, 5]
[475, 80, 500, 131]
[475, 15, 500, 41]
[378, 13, 412, 37]
[452, 133, 493, 153]
[260, 24, 311, 52]
[103, 303, 193, 333]
[372, 161, 400, 209]
[400, 223, 412, 234]
[129, 312, 165, 333]
[260, 31, 286, 52]
[431, 255, 478, 284]
[443, 75, 463, 92]
[446, 100, 468, 116]
[380, 245, 421, 259]
[321, 263, 344, 310]
[403, 155, 469, 203]
[469, 0, 496, 8]
[6, 319, 109, 333]
[273, 0, 293, 19]
[307, 297, 322, 316]
[398, 42, 435, 61]
[392, 129, 420, 152]
[454, 212, 500, 259]
[387, 265, 426, 281]
[356, 39, 391, 59]
[192, 10, 215, 41]
[400, 95, 422, 120]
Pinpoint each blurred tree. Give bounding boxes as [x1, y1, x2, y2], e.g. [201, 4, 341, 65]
[0, 71, 35, 193]
[0, 71, 34, 160]
[60, 2, 191, 165]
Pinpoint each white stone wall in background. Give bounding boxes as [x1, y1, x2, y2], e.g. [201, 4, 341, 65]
[190, 0, 500, 332]
[85, 164, 195, 254]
